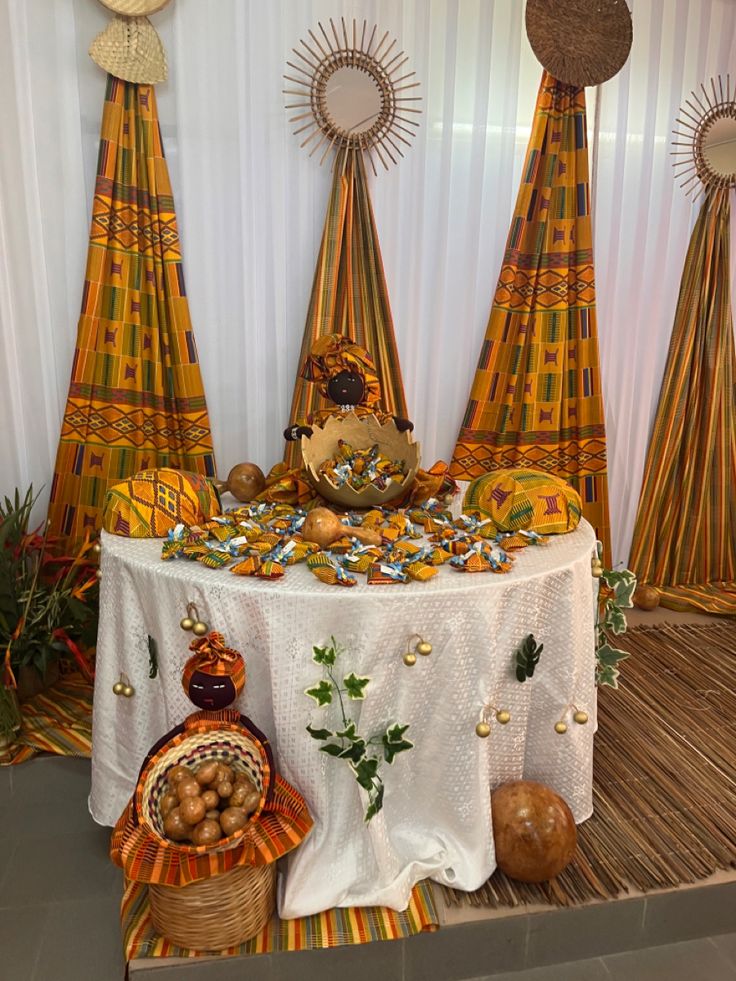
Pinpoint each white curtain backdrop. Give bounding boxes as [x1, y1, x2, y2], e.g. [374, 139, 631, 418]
[0, 0, 734, 566]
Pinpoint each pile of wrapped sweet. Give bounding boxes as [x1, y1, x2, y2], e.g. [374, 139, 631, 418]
[318, 441, 406, 492]
[162, 500, 546, 587]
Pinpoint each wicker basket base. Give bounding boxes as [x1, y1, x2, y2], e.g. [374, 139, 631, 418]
[149, 862, 276, 950]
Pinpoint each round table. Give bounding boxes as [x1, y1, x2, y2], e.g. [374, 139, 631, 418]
[90, 519, 598, 918]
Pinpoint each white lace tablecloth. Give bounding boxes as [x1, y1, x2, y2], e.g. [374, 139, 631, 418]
[90, 519, 598, 917]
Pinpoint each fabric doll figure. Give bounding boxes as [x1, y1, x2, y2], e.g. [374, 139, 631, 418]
[283, 334, 413, 441]
[182, 632, 246, 710]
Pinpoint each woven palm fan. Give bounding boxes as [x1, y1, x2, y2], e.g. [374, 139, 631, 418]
[525, 0, 632, 87]
[98, 0, 171, 14]
[90, 14, 167, 84]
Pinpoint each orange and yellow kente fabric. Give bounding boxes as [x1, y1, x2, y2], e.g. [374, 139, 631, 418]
[285, 148, 408, 468]
[450, 73, 611, 561]
[629, 190, 736, 615]
[47, 76, 216, 545]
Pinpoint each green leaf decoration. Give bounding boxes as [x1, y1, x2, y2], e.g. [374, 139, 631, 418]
[383, 728, 414, 764]
[343, 672, 370, 700]
[364, 782, 385, 823]
[336, 721, 359, 741]
[147, 635, 158, 679]
[305, 680, 333, 706]
[597, 664, 620, 688]
[312, 643, 337, 666]
[306, 723, 333, 741]
[338, 739, 367, 762]
[385, 723, 410, 743]
[514, 634, 544, 682]
[353, 756, 379, 791]
[320, 743, 344, 757]
[597, 642, 630, 667]
[604, 600, 627, 635]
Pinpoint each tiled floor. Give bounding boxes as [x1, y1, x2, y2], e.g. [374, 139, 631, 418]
[2, 755, 736, 980]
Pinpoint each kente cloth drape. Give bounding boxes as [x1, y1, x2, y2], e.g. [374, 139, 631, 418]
[449, 72, 611, 562]
[47, 76, 216, 544]
[629, 190, 736, 615]
[284, 149, 409, 468]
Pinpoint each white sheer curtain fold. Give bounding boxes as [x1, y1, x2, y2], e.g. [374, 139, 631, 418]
[0, 0, 734, 560]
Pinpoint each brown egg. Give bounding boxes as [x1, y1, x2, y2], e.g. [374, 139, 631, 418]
[219, 807, 249, 837]
[201, 789, 219, 810]
[163, 807, 192, 842]
[216, 763, 234, 785]
[176, 778, 201, 802]
[191, 819, 222, 846]
[167, 765, 192, 787]
[160, 792, 178, 818]
[205, 809, 220, 821]
[216, 780, 233, 800]
[195, 761, 219, 786]
[243, 790, 261, 815]
[179, 795, 207, 826]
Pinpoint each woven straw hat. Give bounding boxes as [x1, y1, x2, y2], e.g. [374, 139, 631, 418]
[98, 0, 171, 14]
[525, 0, 633, 87]
[90, 15, 167, 84]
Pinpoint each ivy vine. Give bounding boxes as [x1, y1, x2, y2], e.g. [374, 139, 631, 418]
[596, 555, 637, 688]
[305, 637, 413, 822]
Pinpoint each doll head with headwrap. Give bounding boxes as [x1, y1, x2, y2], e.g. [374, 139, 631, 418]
[182, 632, 246, 710]
[284, 334, 413, 440]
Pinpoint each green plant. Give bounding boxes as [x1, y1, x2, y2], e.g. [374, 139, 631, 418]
[514, 634, 543, 682]
[305, 637, 413, 822]
[0, 487, 98, 684]
[596, 558, 637, 688]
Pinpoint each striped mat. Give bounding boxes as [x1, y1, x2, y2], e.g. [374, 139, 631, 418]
[122, 878, 438, 961]
[443, 622, 736, 908]
[1, 674, 92, 766]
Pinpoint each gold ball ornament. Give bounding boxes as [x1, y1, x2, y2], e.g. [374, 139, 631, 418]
[416, 641, 432, 656]
[403, 652, 417, 667]
[475, 721, 492, 738]
[192, 621, 208, 637]
[95, 569, 103, 580]
[554, 721, 568, 735]
[112, 681, 125, 696]
[122, 684, 135, 698]
[180, 617, 195, 631]
[92, 541, 102, 555]
[591, 559, 603, 578]
[496, 709, 511, 725]
[573, 711, 589, 725]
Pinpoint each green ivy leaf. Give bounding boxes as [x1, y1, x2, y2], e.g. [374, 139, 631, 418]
[343, 673, 370, 700]
[385, 723, 410, 743]
[383, 738, 414, 764]
[353, 756, 379, 791]
[312, 644, 337, 666]
[320, 743, 344, 757]
[604, 600, 627, 635]
[306, 723, 333, 741]
[597, 642, 629, 667]
[364, 781, 385, 822]
[597, 664, 620, 688]
[305, 680, 333, 706]
[338, 739, 366, 762]
[336, 721, 359, 741]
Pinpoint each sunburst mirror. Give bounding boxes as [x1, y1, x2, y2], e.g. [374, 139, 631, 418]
[672, 74, 736, 199]
[284, 18, 421, 173]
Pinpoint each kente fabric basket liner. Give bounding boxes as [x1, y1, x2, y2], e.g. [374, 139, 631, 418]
[111, 710, 313, 888]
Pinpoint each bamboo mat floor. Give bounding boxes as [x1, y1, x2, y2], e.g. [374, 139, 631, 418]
[443, 620, 736, 912]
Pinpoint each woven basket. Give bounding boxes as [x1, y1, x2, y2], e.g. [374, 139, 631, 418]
[139, 726, 276, 948]
[150, 862, 276, 949]
[525, 0, 632, 87]
[98, 0, 170, 15]
[301, 411, 421, 508]
[89, 15, 167, 84]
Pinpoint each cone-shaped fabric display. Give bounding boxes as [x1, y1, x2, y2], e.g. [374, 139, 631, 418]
[629, 190, 736, 614]
[449, 72, 611, 561]
[47, 76, 216, 543]
[284, 149, 408, 468]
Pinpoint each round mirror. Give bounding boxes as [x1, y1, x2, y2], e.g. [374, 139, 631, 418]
[702, 116, 736, 178]
[284, 18, 420, 170]
[325, 66, 383, 136]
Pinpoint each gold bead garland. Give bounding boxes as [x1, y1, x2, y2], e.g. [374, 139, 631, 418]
[401, 634, 432, 667]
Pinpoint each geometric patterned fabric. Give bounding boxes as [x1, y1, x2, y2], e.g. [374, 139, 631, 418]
[47, 76, 216, 545]
[463, 468, 582, 536]
[449, 72, 611, 561]
[629, 190, 736, 614]
[102, 468, 221, 538]
[284, 148, 409, 468]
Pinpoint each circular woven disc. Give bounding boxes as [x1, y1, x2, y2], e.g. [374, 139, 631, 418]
[98, 0, 170, 15]
[525, 0, 632, 87]
[89, 15, 167, 85]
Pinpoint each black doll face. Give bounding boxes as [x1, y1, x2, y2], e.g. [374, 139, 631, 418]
[188, 669, 237, 710]
[326, 369, 365, 406]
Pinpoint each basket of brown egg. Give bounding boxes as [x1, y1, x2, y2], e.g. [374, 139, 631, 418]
[301, 411, 421, 509]
[137, 726, 276, 950]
